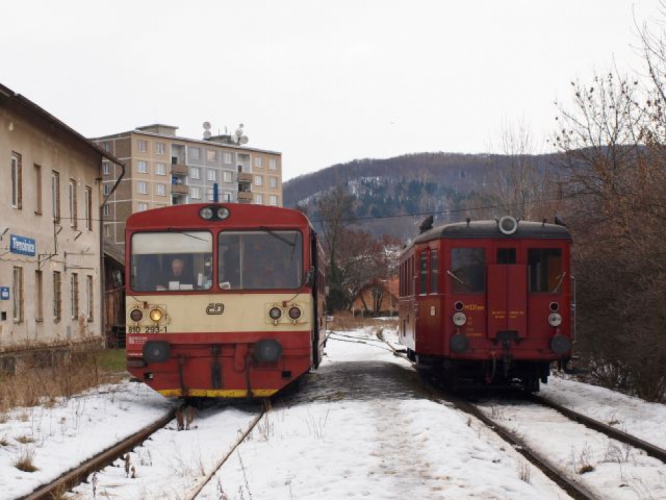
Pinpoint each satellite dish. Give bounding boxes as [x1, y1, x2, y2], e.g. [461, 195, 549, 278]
[235, 123, 244, 138]
[203, 122, 211, 130]
[239, 136, 249, 145]
[203, 130, 212, 139]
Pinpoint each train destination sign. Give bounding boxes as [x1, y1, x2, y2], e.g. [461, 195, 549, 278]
[10, 235, 36, 256]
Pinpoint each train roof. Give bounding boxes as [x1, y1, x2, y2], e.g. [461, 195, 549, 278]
[412, 220, 572, 245]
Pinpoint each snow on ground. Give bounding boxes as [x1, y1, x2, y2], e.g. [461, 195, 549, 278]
[1, 322, 666, 500]
[197, 327, 568, 500]
[0, 381, 174, 500]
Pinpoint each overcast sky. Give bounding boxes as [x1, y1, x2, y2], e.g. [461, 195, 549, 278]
[1, 0, 661, 180]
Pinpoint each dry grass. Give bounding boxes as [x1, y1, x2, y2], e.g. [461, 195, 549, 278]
[0, 348, 126, 414]
[15, 435, 34, 444]
[14, 448, 38, 472]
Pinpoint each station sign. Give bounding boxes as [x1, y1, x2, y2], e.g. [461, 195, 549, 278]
[0, 287, 9, 301]
[10, 235, 36, 256]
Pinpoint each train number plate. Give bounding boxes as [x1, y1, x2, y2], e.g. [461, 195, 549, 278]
[127, 326, 168, 334]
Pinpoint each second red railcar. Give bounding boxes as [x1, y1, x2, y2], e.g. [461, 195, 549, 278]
[398, 216, 573, 391]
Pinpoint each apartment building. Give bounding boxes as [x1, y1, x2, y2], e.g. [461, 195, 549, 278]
[92, 124, 283, 245]
[0, 84, 123, 350]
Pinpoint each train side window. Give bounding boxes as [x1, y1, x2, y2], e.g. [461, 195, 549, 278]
[450, 248, 486, 293]
[497, 248, 516, 264]
[430, 249, 439, 294]
[528, 248, 563, 293]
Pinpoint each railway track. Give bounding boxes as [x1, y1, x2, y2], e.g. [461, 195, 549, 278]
[369, 328, 666, 500]
[21, 409, 177, 500]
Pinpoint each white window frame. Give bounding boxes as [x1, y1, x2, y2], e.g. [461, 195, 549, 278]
[137, 140, 148, 153]
[155, 183, 167, 196]
[254, 175, 263, 186]
[13, 266, 24, 323]
[84, 186, 92, 230]
[269, 159, 277, 170]
[102, 162, 111, 175]
[255, 193, 263, 204]
[206, 150, 217, 162]
[254, 157, 263, 168]
[191, 167, 201, 179]
[137, 161, 148, 174]
[190, 147, 201, 160]
[155, 163, 167, 175]
[137, 202, 149, 212]
[224, 152, 232, 164]
[53, 271, 62, 321]
[86, 275, 94, 321]
[155, 142, 166, 155]
[269, 177, 278, 189]
[191, 187, 201, 199]
[11, 153, 22, 209]
[70, 273, 79, 319]
[69, 179, 77, 228]
[207, 169, 217, 181]
[223, 171, 233, 183]
[137, 181, 148, 195]
[269, 195, 278, 206]
[103, 204, 110, 217]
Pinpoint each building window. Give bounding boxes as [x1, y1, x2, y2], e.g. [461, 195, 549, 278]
[224, 152, 232, 164]
[254, 157, 263, 168]
[269, 195, 278, 206]
[11, 152, 22, 209]
[255, 193, 263, 204]
[52, 171, 61, 223]
[101, 141, 110, 151]
[269, 159, 277, 170]
[86, 275, 94, 321]
[191, 167, 201, 179]
[13, 267, 24, 323]
[206, 150, 217, 162]
[103, 183, 111, 196]
[269, 177, 278, 189]
[155, 163, 167, 175]
[53, 271, 62, 322]
[223, 171, 233, 183]
[137, 140, 147, 152]
[155, 183, 167, 196]
[137, 202, 148, 212]
[137, 161, 148, 173]
[84, 186, 92, 230]
[207, 169, 217, 181]
[102, 161, 111, 175]
[34, 163, 42, 215]
[191, 187, 201, 199]
[155, 142, 166, 155]
[70, 273, 79, 319]
[103, 204, 110, 217]
[254, 175, 263, 186]
[69, 179, 78, 228]
[189, 147, 201, 160]
[137, 181, 148, 195]
[104, 224, 112, 238]
[223, 192, 232, 202]
[35, 270, 44, 322]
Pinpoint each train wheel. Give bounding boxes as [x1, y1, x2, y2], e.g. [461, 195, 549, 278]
[525, 376, 540, 393]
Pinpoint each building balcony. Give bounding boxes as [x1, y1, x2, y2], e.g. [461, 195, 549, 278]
[171, 184, 188, 195]
[237, 172, 252, 183]
[237, 191, 253, 202]
[171, 164, 188, 176]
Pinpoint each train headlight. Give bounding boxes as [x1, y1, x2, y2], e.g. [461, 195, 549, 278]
[450, 334, 470, 353]
[129, 309, 143, 322]
[199, 207, 214, 220]
[288, 306, 302, 321]
[253, 339, 283, 362]
[269, 307, 282, 321]
[548, 312, 562, 327]
[143, 341, 170, 363]
[452, 312, 467, 326]
[217, 207, 230, 220]
[150, 308, 164, 322]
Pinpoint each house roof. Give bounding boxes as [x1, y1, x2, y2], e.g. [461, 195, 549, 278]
[0, 83, 124, 167]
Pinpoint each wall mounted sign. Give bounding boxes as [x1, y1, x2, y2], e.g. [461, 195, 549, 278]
[10, 234, 36, 256]
[0, 287, 9, 300]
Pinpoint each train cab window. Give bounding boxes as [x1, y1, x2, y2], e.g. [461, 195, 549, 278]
[430, 249, 439, 294]
[528, 248, 563, 293]
[497, 248, 516, 264]
[419, 253, 428, 295]
[450, 248, 486, 293]
[130, 231, 213, 292]
[218, 230, 303, 290]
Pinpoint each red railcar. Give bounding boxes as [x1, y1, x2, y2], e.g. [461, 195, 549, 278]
[124, 203, 327, 398]
[398, 216, 573, 391]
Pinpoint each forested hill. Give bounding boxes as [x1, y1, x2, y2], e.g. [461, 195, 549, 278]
[283, 152, 554, 240]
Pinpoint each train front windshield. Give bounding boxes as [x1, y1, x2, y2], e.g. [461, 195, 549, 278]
[218, 230, 303, 290]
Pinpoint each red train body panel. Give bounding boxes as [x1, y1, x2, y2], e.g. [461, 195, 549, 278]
[124, 203, 327, 398]
[398, 217, 572, 391]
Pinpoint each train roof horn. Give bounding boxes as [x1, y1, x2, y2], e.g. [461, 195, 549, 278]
[498, 215, 519, 235]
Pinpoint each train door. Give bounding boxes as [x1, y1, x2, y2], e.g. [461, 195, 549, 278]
[415, 247, 440, 354]
[487, 246, 528, 340]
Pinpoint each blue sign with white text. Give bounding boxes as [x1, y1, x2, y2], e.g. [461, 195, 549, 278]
[10, 235, 36, 256]
[0, 287, 9, 300]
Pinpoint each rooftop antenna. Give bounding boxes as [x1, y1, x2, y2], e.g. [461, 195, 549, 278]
[203, 121, 212, 139]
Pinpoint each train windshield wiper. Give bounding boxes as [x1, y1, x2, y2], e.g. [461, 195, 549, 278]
[447, 269, 466, 285]
[258, 226, 296, 247]
[166, 228, 208, 242]
[551, 271, 567, 293]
